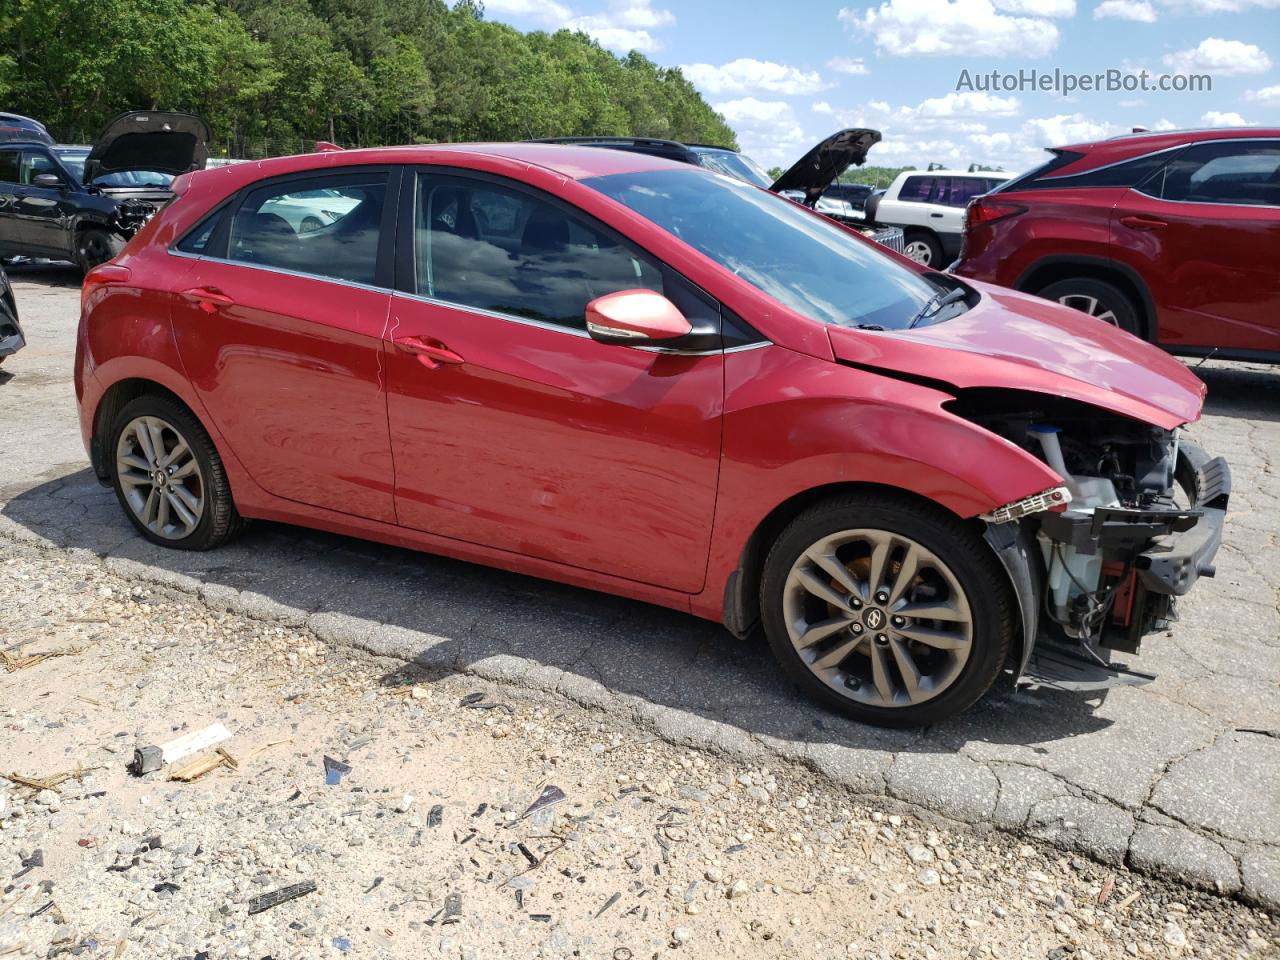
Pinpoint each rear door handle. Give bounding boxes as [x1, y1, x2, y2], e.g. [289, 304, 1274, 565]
[930, 212, 944, 218]
[394, 334, 465, 369]
[1119, 215, 1167, 231]
[181, 286, 235, 314]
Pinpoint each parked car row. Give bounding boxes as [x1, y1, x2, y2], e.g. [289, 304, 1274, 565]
[0, 112, 210, 273]
[74, 137, 1229, 726]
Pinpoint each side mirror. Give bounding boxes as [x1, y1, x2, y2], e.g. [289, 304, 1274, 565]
[32, 173, 64, 189]
[585, 289, 692, 346]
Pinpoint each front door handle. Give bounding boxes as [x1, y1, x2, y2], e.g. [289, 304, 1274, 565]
[181, 286, 235, 314]
[1119, 215, 1167, 231]
[394, 334, 465, 369]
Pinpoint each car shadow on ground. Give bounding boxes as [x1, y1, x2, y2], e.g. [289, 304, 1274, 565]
[3, 260, 82, 286]
[1196, 361, 1280, 424]
[3, 467, 1117, 759]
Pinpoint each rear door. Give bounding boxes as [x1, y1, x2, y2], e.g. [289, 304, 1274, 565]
[169, 167, 399, 523]
[1111, 138, 1280, 353]
[0, 149, 27, 254]
[384, 168, 724, 592]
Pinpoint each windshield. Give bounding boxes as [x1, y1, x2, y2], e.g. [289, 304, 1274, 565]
[53, 148, 88, 181]
[585, 169, 940, 330]
[52, 148, 173, 188]
[691, 148, 773, 189]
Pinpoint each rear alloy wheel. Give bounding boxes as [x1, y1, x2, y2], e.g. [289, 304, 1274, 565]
[902, 232, 942, 267]
[76, 227, 125, 274]
[110, 395, 244, 550]
[1038, 278, 1141, 337]
[760, 495, 1014, 727]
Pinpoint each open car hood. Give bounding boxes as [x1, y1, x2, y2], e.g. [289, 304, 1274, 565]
[83, 111, 211, 185]
[827, 280, 1206, 431]
[769, 128, 881, 205]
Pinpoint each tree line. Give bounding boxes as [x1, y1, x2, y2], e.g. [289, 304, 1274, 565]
[0, 0, 737, 158]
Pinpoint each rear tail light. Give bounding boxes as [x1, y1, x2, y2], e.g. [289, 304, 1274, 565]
[80, 263, 131, 314]
[966, 197, 1027, 231]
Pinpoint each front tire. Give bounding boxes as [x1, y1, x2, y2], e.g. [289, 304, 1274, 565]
[76, 227, 125, 274]
[1038, 277, 1141, 337]
[109, 395, 244, 550]
[760, 494, 1015, 727]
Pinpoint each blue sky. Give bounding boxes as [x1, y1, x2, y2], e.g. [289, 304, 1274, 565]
[482, 0, 1279, 173]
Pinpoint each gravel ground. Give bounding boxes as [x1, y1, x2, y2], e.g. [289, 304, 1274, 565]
[2, 543, 1277, 960]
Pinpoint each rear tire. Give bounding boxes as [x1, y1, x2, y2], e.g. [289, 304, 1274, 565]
[1038, 277, 1141, 337]
[76, 227, 125, 274]
[902, 231, 943, 267]
[108, 395, 245, 550]
[759, 494, 1015, 727]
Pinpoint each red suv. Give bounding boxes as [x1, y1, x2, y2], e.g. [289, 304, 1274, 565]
[77, 143, 1227, 726]
[955, 127, 1280, 362]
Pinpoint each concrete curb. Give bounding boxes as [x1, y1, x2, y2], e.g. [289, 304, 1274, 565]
[3, 519, 1276, 912]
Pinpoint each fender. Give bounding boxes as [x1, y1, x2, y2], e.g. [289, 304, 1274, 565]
[692, 345, 1061, 623]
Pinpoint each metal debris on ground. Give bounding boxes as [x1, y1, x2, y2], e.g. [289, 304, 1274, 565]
[323, 755, 351, 786]
[247, 880, 318, 915]
[594, 892, 621, 918]
[131, 723, 232, 776]
[13, 848, 43, 879]
[514, 784, 565, 822]
[458, 691, 514, 713]
[426, 804, 443, 828]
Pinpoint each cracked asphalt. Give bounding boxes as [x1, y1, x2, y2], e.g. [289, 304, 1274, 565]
[2, 262, 1278, 911]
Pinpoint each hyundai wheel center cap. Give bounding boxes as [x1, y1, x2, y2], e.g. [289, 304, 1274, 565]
[863, 607, 886, 630]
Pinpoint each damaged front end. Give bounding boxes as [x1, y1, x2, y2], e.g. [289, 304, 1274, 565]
[109, 197, 163, 240]
[950, 391, 1230, 691]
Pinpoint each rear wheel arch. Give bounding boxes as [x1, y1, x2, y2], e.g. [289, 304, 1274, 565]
[91, 379, 208, 482]
[1017, 256, 1156, 342]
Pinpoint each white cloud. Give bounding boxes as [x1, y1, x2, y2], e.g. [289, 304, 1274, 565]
[711, 98, 808, 168]
[1163, 38, 1272, 76]
[827, 56, 871, 75]
[1201, 110, 1250, 126]
[566, 0, 675, 52]
[993, 0, 1076, 16]
[680, 59, 828, 96]
[812, 101, 835, 114]
[842, 0, 1060, 58]
[1245, 84, 1280, 105]
[1024, 113, 1115, 145]
[917, 91, 1020, 117]
[1159, 0, 1279, 13]
[482, 0, 573, 23]
[1093, 0, 1157, 19]
[1151, 117, 1178, 130]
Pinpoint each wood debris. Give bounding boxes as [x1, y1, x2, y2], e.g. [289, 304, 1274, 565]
[169, 747, 239, 782]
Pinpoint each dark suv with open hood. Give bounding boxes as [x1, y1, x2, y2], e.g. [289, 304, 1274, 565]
[0, 111, 210, 272]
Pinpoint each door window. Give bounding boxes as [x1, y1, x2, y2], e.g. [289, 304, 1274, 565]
[0, 150, 18, 183]
[228, 172, 388, 284]
[1158, 140, 1280, 207]
[19, 151, 58, 185]
[897, 176, 933, 202]
[934, 177, 990, 207]
[413, 172, 663, 330]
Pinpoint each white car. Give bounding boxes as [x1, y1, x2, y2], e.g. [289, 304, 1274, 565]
[872, 169, 1011, 266]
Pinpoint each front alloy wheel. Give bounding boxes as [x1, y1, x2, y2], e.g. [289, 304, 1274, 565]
[115, 415, 207, 540]
[782, 529, 973, 709]
[760, 495, 1014, 727]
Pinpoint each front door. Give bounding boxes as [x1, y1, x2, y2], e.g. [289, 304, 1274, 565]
[16, 149, 76, 255]
[1112, 138, 1280, 353]
[385, 170, 723, 593]
[169, 168, 399, 523]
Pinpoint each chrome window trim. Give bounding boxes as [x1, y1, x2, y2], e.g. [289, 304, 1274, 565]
[165, 249, 391, 296]
[1037, 136, 1280, 193]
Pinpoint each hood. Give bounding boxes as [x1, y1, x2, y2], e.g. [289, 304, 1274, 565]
[827, 280, 1206, 431]
[769, 128, 881, 205]
[83, 111, 211, 185]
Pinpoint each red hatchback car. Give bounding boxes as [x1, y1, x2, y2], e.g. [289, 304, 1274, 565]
[955, 127, 1280, 361]
[76, 143, 1229, 726]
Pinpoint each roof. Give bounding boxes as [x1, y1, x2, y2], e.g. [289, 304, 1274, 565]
[898, 169, 1012, 179]
[241, 142, 686, 182]
[1050, 126, 1280, 175]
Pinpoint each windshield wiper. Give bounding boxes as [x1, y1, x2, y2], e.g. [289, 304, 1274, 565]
[907, 286, 967, 329]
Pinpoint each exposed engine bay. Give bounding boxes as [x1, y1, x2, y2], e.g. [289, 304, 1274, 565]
[110, 197, 161, 238]
[947, 390, 1230, 671]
